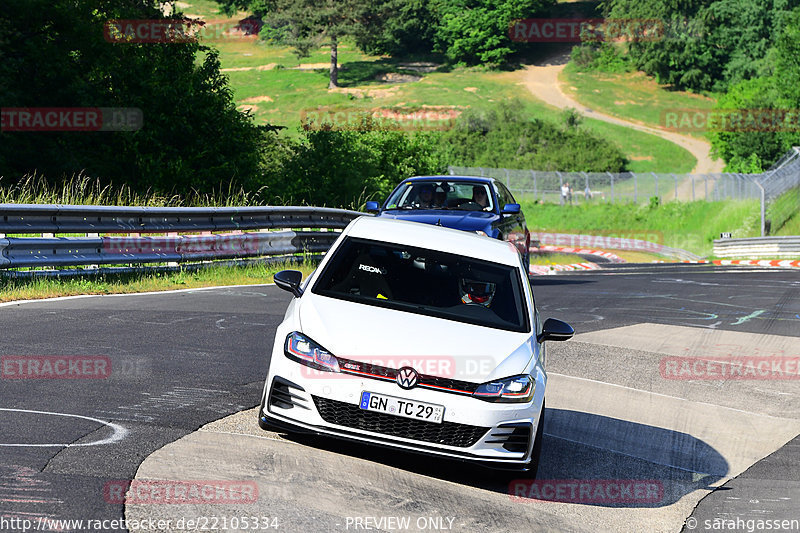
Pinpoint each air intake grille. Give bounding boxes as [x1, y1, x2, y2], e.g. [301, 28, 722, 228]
[312, 396, 488, 448]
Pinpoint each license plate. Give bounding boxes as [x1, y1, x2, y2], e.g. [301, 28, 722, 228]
[359, 392, 444, 424]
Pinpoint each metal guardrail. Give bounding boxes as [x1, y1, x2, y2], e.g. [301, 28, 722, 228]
[0, 204, 360, 234]
[713, 236, 800, 259]
[0, 205, 364, 270]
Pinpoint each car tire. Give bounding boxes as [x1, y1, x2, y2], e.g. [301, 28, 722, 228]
[528, 400, 545, 478]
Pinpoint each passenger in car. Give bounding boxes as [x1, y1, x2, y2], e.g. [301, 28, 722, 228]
[472, 186, 490, 209]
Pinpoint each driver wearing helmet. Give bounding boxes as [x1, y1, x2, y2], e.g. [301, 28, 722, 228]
[460, 278, 496, 306]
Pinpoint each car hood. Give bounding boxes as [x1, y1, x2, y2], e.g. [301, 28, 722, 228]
[297, 293, 533, 383]
[380, 210, 498, 232]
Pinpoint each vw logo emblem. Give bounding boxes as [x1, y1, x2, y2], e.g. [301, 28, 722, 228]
[396, 367, 419, 390]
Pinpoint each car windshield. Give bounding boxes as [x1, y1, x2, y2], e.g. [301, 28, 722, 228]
[384, 180, 494, 212]
[312, 237, 529, 332]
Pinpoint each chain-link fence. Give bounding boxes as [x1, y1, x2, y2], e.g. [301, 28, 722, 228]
[448, 147, 800, 236]
[757, 147, 800, 235]
[446, 167, 761, 204]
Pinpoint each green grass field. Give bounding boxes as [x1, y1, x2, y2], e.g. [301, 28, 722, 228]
[171, 0, 698, 173]
[560, 62, 717, 138]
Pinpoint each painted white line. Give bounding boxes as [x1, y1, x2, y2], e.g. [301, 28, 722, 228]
[0, 282, 277, 307]
[0, 408, 128, 447]
[549, 372, 795, 421]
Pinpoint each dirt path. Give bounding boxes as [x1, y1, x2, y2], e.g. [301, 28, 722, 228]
[522, 56, 724, 175]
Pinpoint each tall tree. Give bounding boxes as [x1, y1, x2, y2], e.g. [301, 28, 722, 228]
[0, 0, 269, 193]
[216, 0, 372, 88]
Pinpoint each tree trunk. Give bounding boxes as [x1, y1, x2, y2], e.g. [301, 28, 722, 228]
[329, 35, 338, 89]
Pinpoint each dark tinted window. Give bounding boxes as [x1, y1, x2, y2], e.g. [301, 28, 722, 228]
[312, 237, 529, 332]
[385, 180, 494, 212]
[495, 182, 516, 208]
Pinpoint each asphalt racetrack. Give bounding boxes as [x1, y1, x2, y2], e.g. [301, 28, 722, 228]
[0, 264, 798, 532]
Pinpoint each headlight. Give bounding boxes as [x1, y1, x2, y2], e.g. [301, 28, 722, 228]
[284, 332, 340, 373]
[473, 375, 535, 403]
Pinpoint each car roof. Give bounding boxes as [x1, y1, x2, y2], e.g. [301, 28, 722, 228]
[343, 216, 522, 267]
[404, 175, 497, 185]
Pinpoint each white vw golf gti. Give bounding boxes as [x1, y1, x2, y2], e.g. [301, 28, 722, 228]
[259, 216, 573, 473]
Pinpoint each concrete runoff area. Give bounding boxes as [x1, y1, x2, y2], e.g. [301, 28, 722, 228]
[125, 324, 800, 532]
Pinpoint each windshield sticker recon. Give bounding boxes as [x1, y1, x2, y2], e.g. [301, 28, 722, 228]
[359, 264, 387, 275]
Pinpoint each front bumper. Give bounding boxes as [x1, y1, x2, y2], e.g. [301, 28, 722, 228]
[259, 353, 546, 471]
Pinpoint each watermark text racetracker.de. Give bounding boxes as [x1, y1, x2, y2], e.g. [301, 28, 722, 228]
[1, 108, 143, 132]
[1, 355, 149, 380]
[103, 479, 259, 504]
[103, 18, 264, 43]
[661, 356, 800, 380]
[530, 230, 666, 253]
[300, 106, 461, 132]
[662, 108, 800, 133]
[508, 18, 703, 43]
[509, 479, 664, 505]
[2, 356, 110, 379]
[298, 354, 495, 383]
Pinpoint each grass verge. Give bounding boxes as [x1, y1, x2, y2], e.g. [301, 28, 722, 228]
[0, 261, 316, 303]
[529, 253, 586, 266]
[522, 199, 760, 256]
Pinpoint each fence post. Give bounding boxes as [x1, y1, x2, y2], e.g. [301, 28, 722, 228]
[755, 179, 766, 236]
[704, 175, 708, 198]
[652, 172, 658, 199]
[582, 172, 588, 203]
[634, 173, 638, 203]
[504, 168, 510, 188]
[531, 170, 537, 201]
[692, 176, 695, 201]
[479, 167, 484, 177]
[672, 174, 678, 200]
[608, 172, 615, 202]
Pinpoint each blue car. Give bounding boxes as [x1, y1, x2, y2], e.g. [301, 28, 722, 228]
[366, 176, 531, 272]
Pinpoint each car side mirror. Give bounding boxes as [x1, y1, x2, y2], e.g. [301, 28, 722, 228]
[365, 201, 380, 213]
[537, 318, 574, 342]
[501, 203, 521, 215]
[274, 270, 304, 298]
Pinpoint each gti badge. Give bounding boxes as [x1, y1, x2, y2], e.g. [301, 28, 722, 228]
[396, 367, 419, 390]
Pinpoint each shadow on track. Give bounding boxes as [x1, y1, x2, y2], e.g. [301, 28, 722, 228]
[278, 408, 726, 508]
